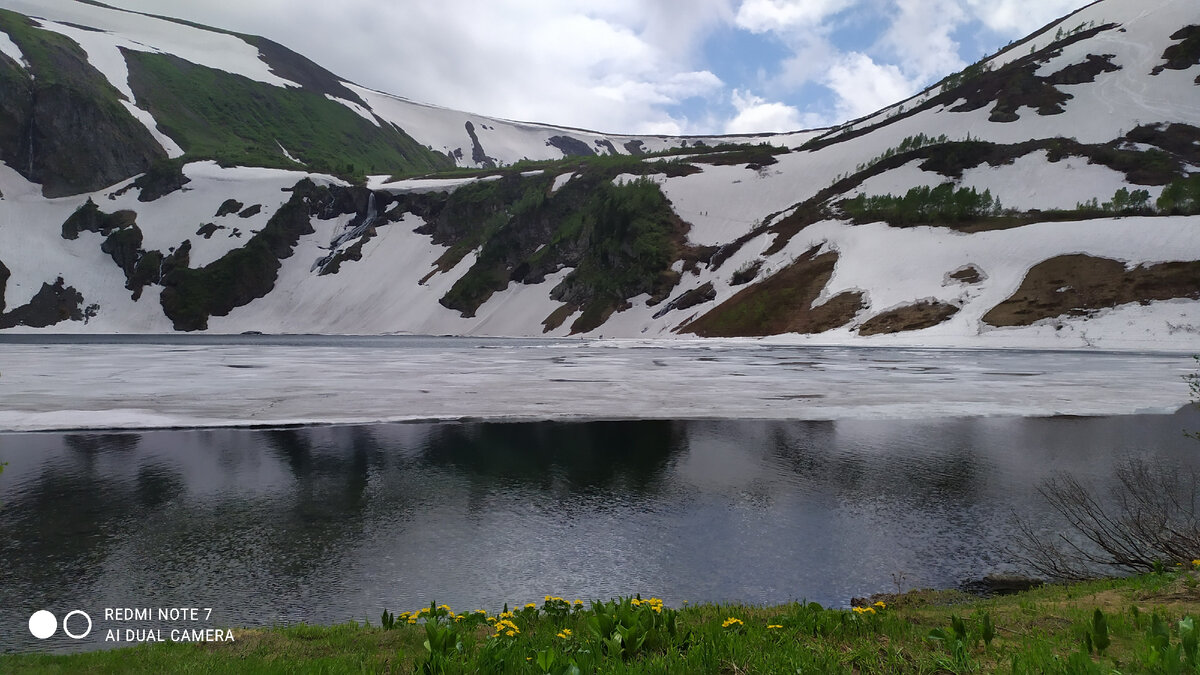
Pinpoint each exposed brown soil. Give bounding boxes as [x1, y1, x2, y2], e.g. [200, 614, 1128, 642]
[541, 303, 577, 333]
[858, 301, 960, 336]
[982, 254, 1200, 327]
[948, 264, 985, 284]
[682, 247, 863, 337]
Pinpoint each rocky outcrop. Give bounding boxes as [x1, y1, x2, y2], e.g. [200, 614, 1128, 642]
[546, 135, 594, 157]
[159, 180, 387, 330]
[464, 121, 495, 168]
[133, 160, 190, 202]
[0, 10, 166, 197]
[0, 277, 88, 329]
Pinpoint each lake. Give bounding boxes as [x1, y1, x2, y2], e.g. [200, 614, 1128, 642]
[0, 337, 1197, 652]
[2, 410, 1199, 652]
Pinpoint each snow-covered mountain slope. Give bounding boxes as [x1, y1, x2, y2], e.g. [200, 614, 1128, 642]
[0, 0, 1198, 349]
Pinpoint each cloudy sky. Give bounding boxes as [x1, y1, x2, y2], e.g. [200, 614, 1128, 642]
[104, 0, 1089, 135]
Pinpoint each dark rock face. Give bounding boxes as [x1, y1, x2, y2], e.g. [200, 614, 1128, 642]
[546, 135, 594, 157]
[237, 204, 262, 218]
[464, 121, 496, 168]
[215, 199, 244, 217]
[1152, 25, 1200, 82]
[0, 258, 8, 312]
[158, 179, 384, 330]
[653, 282, 716, 319]
[623, 140, 646, 156]
[60, 199, 160, 299]
[0, 11, 165, 197]
[595, 139, 618, 155]
[0, 276, 87, 329]
[60, 199, 136, 240]
[241, 35, 368, 106]
[133, 160, 191, 202]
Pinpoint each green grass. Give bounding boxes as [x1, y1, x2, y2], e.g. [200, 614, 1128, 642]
[121, 50, 452, 182]
[9, 573, 1200, 673]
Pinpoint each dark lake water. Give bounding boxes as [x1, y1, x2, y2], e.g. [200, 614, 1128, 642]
[3, 411, 1199, 653]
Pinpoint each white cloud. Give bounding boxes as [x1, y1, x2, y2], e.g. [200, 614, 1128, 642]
[724, 89, 804, 133]
[735, 0, 859, 33]
[101, 0, 730, 134]
[824, 53, 916, 120]
[93, 0, 1092, 134]
[880, 0, 967, 82]
[964, 0, 1089, 37]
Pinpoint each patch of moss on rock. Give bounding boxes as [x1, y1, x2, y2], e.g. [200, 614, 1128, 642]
[982, 254, 1200, 327]
[683, 247, 864, 337]
[858, 301, 960, 336]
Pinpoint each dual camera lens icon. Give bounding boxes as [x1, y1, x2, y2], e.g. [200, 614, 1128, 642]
[29, 610, 92, 639]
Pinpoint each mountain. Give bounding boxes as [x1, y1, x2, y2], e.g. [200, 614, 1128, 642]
[0, 0, 1197, 349]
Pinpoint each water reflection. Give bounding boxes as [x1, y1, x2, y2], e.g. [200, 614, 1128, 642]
[1, 410, 1198, 653]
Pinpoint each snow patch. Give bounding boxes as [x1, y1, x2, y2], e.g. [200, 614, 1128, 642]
[550, 172, 574, 193]
[326, 94, 379, 126]
[0, 26, 28, 68]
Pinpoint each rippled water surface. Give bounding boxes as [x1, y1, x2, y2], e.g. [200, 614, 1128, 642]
[3, 411, 1199, 652]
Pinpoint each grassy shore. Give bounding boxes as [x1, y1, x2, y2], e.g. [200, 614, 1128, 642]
[7, 571, 1200, 673]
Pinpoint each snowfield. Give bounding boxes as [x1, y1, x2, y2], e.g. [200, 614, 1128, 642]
[0, 336, 1193, 432]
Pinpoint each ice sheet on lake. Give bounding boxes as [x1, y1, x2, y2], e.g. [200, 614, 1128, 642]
[0, 338, 1194, 432]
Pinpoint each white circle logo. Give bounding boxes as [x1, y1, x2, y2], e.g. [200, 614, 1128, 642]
[63, 610, 92, 639]
[28, 610, 56, 639]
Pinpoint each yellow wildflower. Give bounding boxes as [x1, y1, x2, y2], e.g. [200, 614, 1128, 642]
[476, 609, 487, 615]
[852, 606, 876, 615]
[524, 603, 537, 610]
[767, 624, 783, 630]
[1193, 559, 1200, 568]
[722, 617, 744, 628]
[573, 600, 583, 606]
[557, 628, 573, 639]
[505, 630, 516, 637]
[438, 604, 451, 611]
[873, 601, 887, 609]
